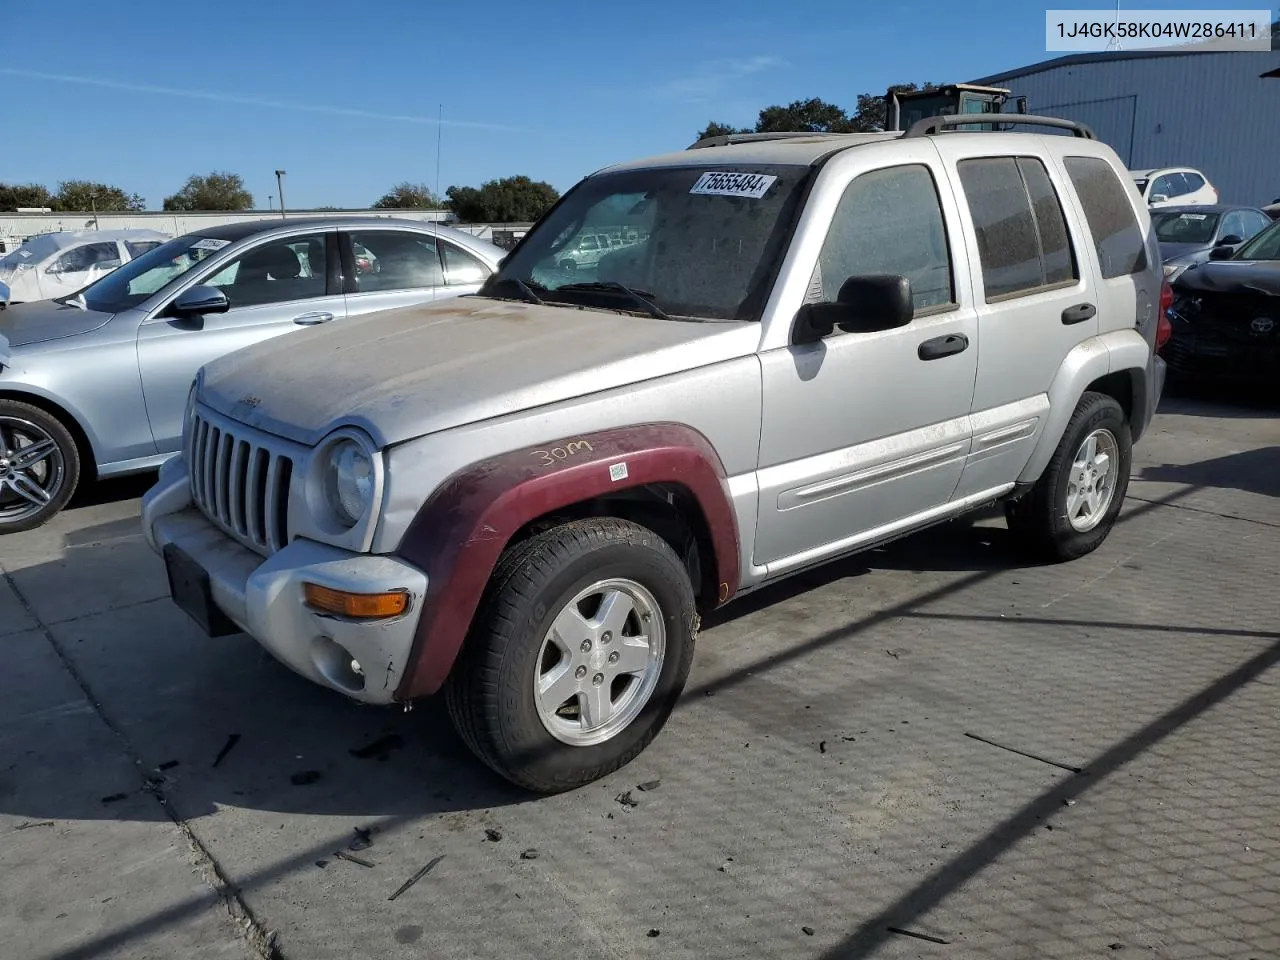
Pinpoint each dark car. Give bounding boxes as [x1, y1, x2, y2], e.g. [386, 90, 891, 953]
[1152, 204, 1272, 282]
[1162, 218, 1280, 388]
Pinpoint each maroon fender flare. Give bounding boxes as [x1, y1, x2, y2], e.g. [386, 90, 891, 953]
[393, 423, 740, 700]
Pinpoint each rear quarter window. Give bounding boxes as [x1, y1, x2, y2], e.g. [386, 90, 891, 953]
[1062, 156, 1149, 279]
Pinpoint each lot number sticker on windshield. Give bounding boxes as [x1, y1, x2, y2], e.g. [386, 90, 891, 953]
[690, 172, 777, 199]
[191, 238, 231, 251]
[1180, 214, 1208, 220]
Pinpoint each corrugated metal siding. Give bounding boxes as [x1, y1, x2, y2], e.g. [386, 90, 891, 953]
[971, 51, 1280, 205]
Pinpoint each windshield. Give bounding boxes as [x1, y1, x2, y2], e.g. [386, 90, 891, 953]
[1232, 219, 1280, 261]
[76, 235, 232, 312]
[0, 234, 61, 269]
[486, 164, 811, 320]
[1152, 211, 1220, 244]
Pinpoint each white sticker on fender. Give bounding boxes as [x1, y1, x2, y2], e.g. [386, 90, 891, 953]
[609, 462, 629, 482]
[689, 171, 777, 199]
[191, 237, 231, 251]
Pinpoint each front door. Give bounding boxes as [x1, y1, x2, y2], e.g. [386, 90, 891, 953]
[137, 231, 345, 452]
[40, 240, 123, 300]
[754, 156, 979, 572]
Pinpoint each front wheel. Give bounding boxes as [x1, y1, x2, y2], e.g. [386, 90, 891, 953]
[445, 518, 697, 793]
[0, 400, 81, 534]
[1005, 391, 1132, 562]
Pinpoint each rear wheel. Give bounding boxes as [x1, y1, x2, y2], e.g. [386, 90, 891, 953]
[1005, 391, 1131, 562]
[445, 518, 697, 793]
[0, 400, 81, 534]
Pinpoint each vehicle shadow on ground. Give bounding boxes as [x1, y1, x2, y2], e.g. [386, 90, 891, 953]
[66, 471, 157, 510]
[1137, 446, 1280, 498]
[1158, 380, 1280, 418]
[4, 508, 1032, 832]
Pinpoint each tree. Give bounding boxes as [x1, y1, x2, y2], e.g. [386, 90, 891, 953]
[163, 172, 254, 211]
[445, 175, 560, 223]
[0, 182, 54, 211]
[53, 180, 145, 212]
[694, 83, 941, 142]
[756, 98, 855, 133]
[372, 182, 441, 209]
[694, 121, 750, 143]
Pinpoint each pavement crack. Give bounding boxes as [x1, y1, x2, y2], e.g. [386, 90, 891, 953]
[963, 732, 1084, 774]
[1, 569, 280, 960]
[1124, 492, 1280, 528]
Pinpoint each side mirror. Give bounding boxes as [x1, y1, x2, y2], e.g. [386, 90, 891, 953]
[171, 285, 231, 317]
[1217, 234, 1243, 246]
[791, 274, 913, 345]
[1208, 244, 1236, 261]
[45, 263, 63, 276]
[1150, 193, 1169, 204]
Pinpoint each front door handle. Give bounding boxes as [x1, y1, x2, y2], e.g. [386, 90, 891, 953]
[917, 333, 969, 361]
[1061, 302, 1097, 325]
[293, 311, 334, 325]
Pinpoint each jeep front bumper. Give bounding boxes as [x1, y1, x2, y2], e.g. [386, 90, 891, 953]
[142, 457, 428, 705]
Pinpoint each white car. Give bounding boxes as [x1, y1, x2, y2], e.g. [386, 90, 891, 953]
[0, 228, 170, 306]
[1130, 167, 1218, 208]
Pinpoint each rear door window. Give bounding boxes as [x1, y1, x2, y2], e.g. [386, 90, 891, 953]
[1063, 156, 1149, 279]
[957, 156, 1078, 300]
[348, 231, 444, 292]
[1181, 172, 1205, 193]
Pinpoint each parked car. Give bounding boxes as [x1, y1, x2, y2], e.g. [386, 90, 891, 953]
[1152, 204, 1272, 282]
[1162, 217, 1280, 388]
[1130, 167, 1218, 208]
[143, 118, 1165, 793]
[0, 228, 170, 307]
[0, 217, 503, 532]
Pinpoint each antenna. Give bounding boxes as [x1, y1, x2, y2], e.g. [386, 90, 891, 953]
[1106, 0, 1123, 51]
[431, 103, 442, 246]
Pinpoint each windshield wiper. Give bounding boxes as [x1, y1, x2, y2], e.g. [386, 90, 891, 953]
[555, 281, 674, 321]
[486, 275, 545, 305]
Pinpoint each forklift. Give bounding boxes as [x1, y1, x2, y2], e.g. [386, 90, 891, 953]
[884, 83, 1027, 133]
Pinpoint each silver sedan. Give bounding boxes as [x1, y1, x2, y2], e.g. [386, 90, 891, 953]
[0, 216, 504, 532]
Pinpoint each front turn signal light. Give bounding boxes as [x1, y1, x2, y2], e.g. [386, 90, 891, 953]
[303, 583, 409, 618]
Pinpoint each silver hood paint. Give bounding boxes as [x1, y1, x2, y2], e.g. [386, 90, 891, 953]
[0, 299, 115, 348]
[200, 298, 762, 448]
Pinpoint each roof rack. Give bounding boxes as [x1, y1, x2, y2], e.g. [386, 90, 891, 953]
[903, 113, 1097, 139]
[685, 130, 893, 150]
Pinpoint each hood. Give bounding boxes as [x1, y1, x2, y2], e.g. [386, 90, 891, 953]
[200, 297, 761, 448]
[0, 299, 114, 348]
[1172, 259, 1280, 297]
[1159, 242, 1210, 264]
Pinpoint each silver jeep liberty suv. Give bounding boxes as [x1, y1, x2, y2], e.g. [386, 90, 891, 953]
[144, 114, 1169, 793]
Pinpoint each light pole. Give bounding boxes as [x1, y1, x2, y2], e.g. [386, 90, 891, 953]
[90, 192, 99, 230]
[274, 169, 287, 219]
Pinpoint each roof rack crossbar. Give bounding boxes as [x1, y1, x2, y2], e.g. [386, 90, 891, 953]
[902, 113, 1097, 139]
[687, 131, 861, 150]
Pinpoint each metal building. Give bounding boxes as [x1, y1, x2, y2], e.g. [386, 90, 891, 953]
[970, 48, 1280, 206]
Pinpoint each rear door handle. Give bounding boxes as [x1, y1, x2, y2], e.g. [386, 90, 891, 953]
[1061, 303, 1097, 325]
[917, 333, 969, 361]
[293, 311, 334, 325]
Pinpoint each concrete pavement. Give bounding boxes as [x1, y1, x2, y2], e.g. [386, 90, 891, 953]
[2, 391, 1277, 959]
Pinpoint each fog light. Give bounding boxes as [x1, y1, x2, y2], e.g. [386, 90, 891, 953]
[303, 583, 409, 618]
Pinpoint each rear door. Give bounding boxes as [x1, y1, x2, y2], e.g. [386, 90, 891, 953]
[340, 228, 445, 319]
[137, 230, 345, 452]
[930, 141, 1100, 498]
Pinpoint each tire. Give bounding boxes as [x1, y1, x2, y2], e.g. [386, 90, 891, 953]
[1005, 391, 1132, 562]
[0, 399, 81, 534]
[445, 517, 697, 793]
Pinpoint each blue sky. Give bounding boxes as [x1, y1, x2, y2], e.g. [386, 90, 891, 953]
[1, 0, 1268, 208]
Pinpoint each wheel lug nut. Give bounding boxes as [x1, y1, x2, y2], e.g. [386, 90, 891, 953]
[601, 631, 612, 644]
[608, 651, 619, 664]
[580, 639, 592, 652]
[592, 673, 604, 685]
[575, 666, 587, 679]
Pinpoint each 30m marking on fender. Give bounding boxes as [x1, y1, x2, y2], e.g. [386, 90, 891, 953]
[532, 440, 594, 466]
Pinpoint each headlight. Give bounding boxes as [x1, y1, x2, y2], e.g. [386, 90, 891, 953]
[1163, 262, 1189, 282]
[324, 439, 374, 527]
